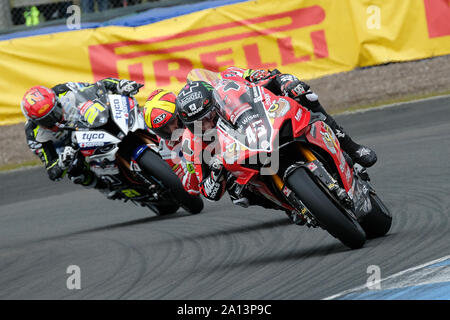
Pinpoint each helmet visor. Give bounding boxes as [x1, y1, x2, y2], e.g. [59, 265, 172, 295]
[34, 102, 63, 128]
[154, 116, 183, 140]
[186, 109, 218, 137]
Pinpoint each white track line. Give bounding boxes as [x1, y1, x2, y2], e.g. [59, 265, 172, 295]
[323, 255, 450, 300]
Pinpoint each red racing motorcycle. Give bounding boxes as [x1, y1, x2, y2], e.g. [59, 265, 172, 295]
[188, 69, 392, 249]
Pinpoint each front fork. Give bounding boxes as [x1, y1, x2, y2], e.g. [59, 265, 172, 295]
[271, 145, 319, 226]
[272, 145, 316, 187]
[271, 144, 352, 226]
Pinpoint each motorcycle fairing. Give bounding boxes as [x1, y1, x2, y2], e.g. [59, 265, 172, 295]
[249, 176, 295, 211]
[304, 121, 354, 192]
[214, 82, 274, 153]
[73, 130, 120, 171]
[129, 99, 146, 133]
[109, 94, 130, 135]
[60, 88, 109, 129]
[215, 84, 311, 185]
[74, 130, 120, 154]
[87, 146, 120, 176]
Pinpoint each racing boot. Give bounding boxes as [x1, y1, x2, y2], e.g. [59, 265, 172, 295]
[334, 128, 377, 168]
[231, 196, 250, 208]
[298, 95, 377, 168]
[227, 174, 250, 208]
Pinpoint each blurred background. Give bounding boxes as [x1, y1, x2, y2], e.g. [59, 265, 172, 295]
[0, 0, 199, 31]
[0, 0, 449, 169]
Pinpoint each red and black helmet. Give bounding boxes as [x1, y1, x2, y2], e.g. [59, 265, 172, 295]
[20, 86, 63, 128]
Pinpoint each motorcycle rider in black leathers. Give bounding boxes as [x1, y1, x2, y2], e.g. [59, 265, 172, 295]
[21, 79, 142, 190]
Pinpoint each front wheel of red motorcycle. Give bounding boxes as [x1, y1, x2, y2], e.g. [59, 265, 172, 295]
[286, 167, 366, 249]
[359, 192, 392, 239]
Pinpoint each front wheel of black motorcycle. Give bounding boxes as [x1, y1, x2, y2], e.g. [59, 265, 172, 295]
[286, 167, 366, 249]
[138, 149, 204, 214]
[359, 192, 392, 239]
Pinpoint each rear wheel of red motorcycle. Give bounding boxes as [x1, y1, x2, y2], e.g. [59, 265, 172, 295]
[286, 168, 366, 249]
[138, 149, 204, 214]
[359, 192, 392, 239]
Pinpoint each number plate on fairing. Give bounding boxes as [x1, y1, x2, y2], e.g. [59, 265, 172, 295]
[74, 131, 121, 149]
[109, 95, 130, 134]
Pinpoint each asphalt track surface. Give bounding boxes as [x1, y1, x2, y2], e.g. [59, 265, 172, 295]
[0, 96, 449, 299]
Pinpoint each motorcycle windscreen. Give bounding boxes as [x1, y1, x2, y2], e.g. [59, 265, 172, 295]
[213, 80, 273, 152]
[59, 86, 109, 129]
[187, 68, 222, 85]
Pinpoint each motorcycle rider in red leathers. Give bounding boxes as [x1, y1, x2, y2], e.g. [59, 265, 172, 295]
[21, 79, 142, 191]
[175, 67, 377, 218]
[218, 67, 377, 168]
[142, 89, 201, 196]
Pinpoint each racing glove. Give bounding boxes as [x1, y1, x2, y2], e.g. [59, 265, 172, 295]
[58, 146, 77, 170]
[201, 156, 226, 201]
[226, 173, 250, 208]
[244, 69, 272, 82]
[116, 79, 143, 96]
[278, 74, 311, 100]
[46, 160, 64, 181]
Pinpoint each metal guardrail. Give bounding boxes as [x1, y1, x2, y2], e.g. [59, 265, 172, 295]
[11, 0, 77, 7]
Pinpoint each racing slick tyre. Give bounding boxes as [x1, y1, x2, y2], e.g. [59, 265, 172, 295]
[359, 192, 392, 239]
[138, 149, 204, 214]
[147, 201, 180, 216]
[286, 168, 366, 249]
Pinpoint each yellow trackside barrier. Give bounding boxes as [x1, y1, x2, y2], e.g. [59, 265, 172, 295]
[1, 0, 449, 125]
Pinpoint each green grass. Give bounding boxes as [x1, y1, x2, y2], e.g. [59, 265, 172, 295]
[0, 159, 41, 172]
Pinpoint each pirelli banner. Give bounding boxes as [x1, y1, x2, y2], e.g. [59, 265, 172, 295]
[1, 0, 449, 125]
